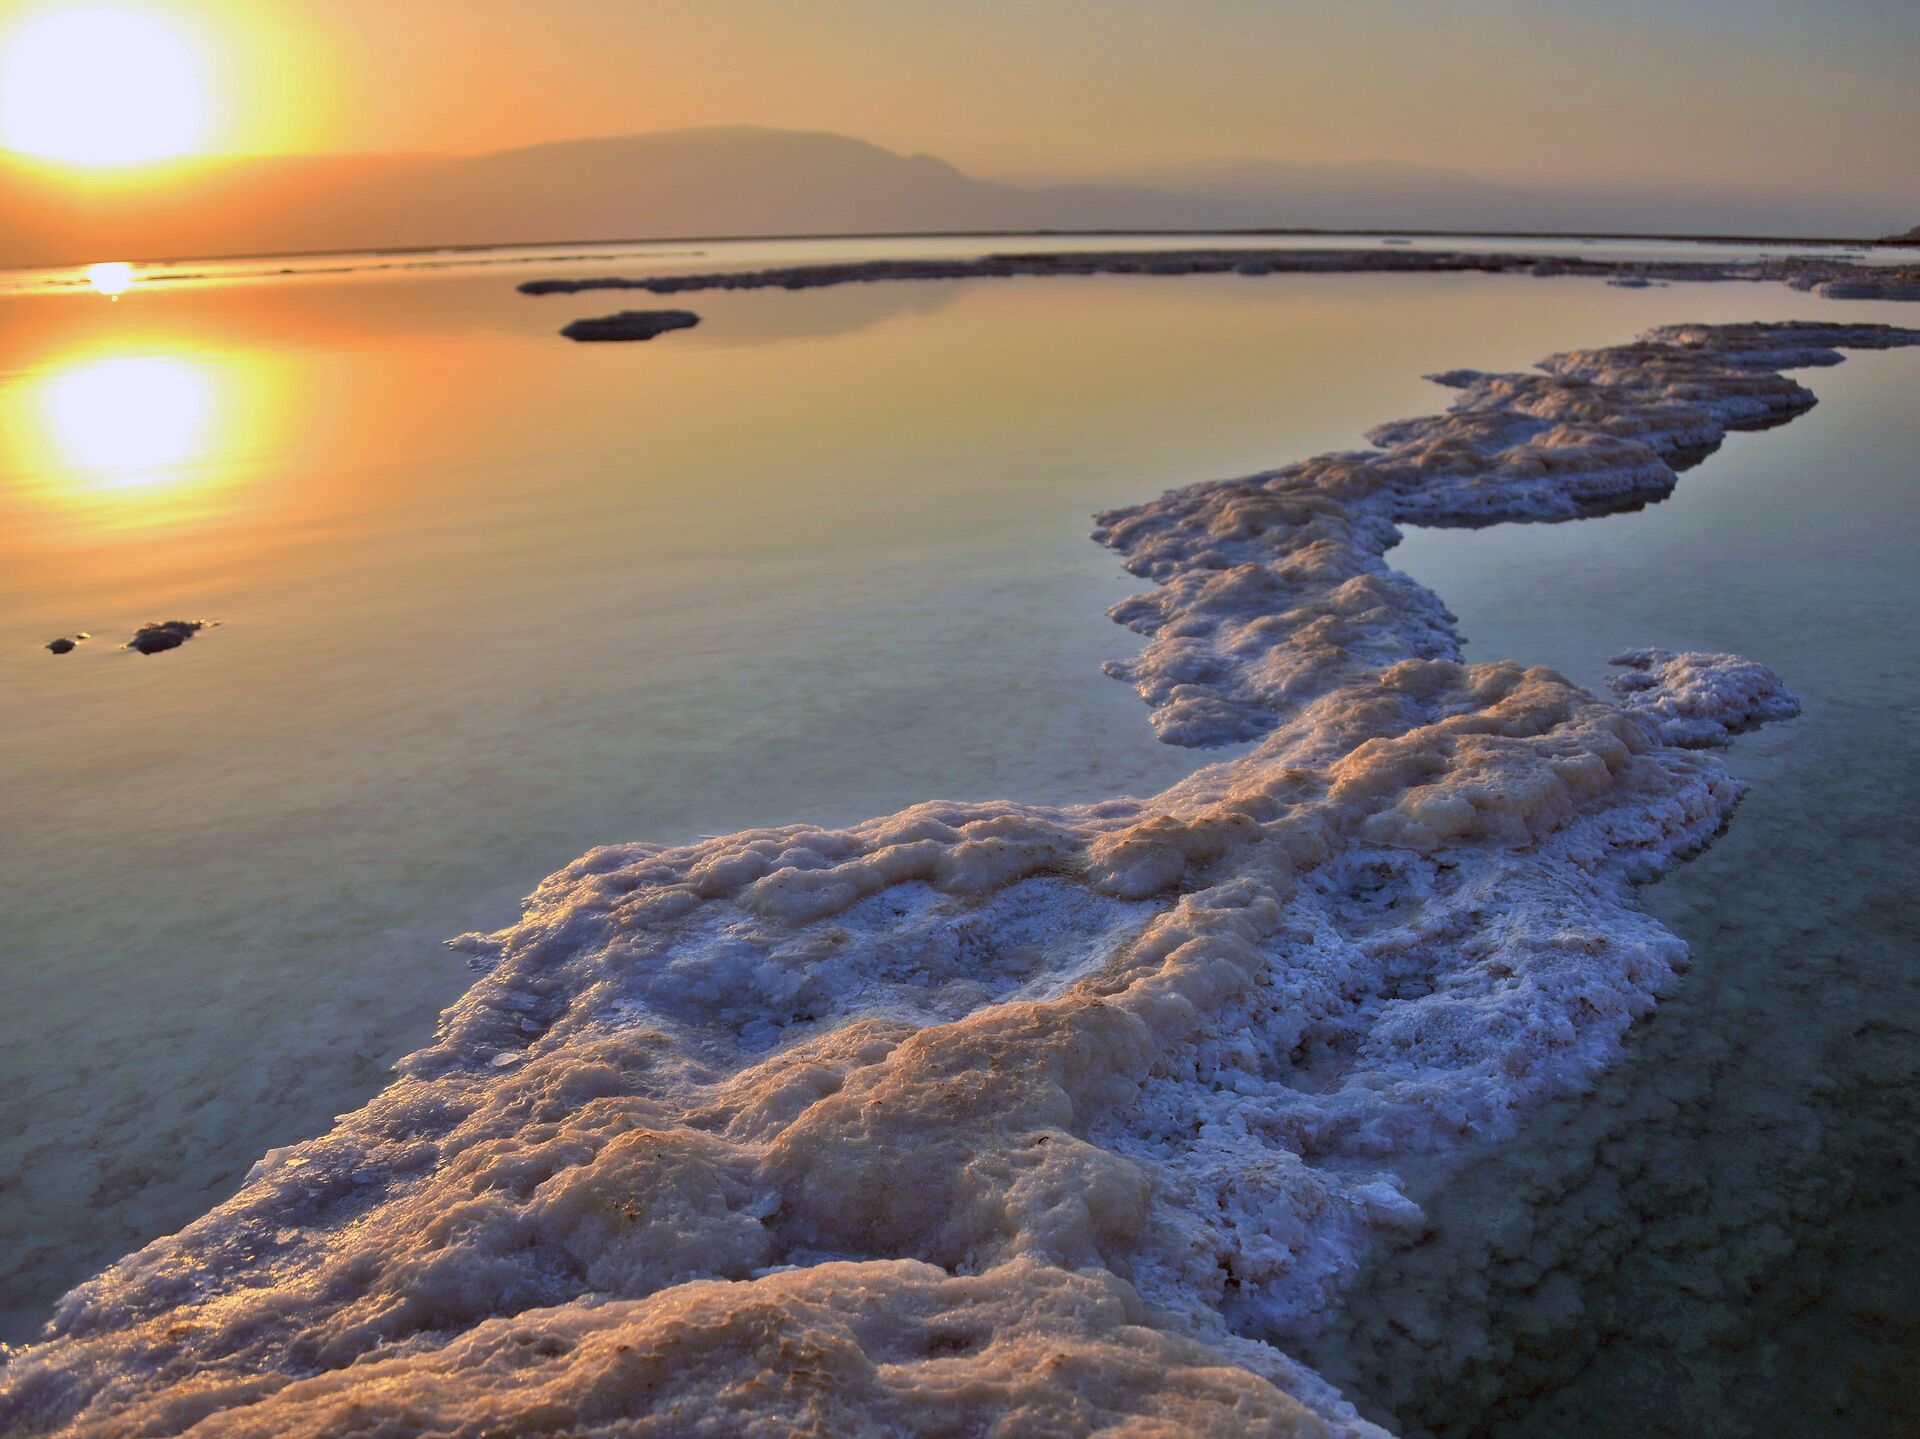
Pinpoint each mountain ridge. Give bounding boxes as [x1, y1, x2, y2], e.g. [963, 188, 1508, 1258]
[0, 126, 1902, 270]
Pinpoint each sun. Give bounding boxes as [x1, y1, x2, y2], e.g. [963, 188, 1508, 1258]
[86, 260, 136, 295]
[0, 5, 210, 166]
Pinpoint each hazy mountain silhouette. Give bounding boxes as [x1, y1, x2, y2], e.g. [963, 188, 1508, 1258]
[1037, 156, 1903, 239]
[0, 125, 1897, 269]
[0, 128, 1217, 267]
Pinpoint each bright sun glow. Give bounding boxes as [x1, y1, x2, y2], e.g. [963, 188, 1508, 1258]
[43, 355, 211, 476]
[86, 261, 136, 296]
[0, 6, 209, 165]
[2, 336, 288, 533]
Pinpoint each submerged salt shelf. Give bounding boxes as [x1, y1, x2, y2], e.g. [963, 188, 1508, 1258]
[6, 316, 1915, 1436]
[1313, 344, 1920, 1439]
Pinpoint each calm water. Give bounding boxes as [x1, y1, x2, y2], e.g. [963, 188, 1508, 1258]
[1, 238, 1914, 1437]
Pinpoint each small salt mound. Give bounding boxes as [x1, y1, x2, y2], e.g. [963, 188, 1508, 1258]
[559, 309, 700, 342]
[1609, 647, 1802, 748]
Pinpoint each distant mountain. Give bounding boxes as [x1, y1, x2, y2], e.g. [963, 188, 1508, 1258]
[1034, 157, 1509, 230]
[1026, 156, 1904, 239]
[0, 128, 1248, 269]
[0, 125, 1898, 270]
[1883, 224, 1920, 243]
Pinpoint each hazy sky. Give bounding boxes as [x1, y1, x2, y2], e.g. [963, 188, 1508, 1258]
[3, 0, 1917, 198]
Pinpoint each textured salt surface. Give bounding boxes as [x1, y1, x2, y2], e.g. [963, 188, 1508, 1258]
[4, 321, 1916, 1437]
[1299, 348, 1920, 1437]
[1606, 648, 1801, 748]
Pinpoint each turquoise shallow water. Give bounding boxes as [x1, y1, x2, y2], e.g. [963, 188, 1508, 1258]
[0, 240, 1914, 1433]
[1323, 339, 1920, 1436]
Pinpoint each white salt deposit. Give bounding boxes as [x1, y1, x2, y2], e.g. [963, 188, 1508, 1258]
[1607, 648, 1800, 748]
[3, 320, 1915, 1438]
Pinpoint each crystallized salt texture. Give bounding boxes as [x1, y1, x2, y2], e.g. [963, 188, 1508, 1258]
[1608, 648, 1801, 747]
[3, 321, 1916, 1439]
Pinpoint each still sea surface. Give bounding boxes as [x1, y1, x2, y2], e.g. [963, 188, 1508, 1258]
[1, 234, 1914, 1434]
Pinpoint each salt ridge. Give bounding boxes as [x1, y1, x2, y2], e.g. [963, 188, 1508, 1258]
[3, 320, 1915, 1438]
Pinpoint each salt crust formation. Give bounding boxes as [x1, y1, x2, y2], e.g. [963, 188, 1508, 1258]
[1606, 649, 1801, 749]
[518, 246, 1920, 304]
[3, 321, 1916, 1438]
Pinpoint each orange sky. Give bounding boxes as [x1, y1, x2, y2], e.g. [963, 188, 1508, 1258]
[1, 0, 1915, 198]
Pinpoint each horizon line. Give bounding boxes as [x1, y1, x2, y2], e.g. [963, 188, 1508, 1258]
[7, 224, 1911, 282]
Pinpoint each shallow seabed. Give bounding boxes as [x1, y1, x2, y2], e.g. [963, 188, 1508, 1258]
[1317, 340, 1920, 1437]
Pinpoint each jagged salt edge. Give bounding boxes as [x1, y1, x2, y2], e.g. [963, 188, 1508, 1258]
[1608, 648, 1802, 748]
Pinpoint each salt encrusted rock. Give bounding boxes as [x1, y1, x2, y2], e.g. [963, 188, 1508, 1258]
[559, 309, 700, 342]
[6, 321, 1916, 1439]
[125, 619, 206, 655]
[1608, 647, 1802, 747]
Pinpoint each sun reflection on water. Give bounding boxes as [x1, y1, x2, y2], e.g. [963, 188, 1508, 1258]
[43, 355, 212, 476]
[0, 338, 285, 531]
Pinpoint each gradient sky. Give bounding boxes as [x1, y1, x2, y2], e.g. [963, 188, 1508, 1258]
[1, 0, 1916, 201]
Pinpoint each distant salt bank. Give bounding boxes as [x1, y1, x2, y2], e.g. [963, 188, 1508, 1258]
[558, 309, 700, 342]
[517, 245, 1920, 304]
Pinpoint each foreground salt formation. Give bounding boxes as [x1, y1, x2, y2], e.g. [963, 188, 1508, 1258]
[4, 320, 1916, 1438]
